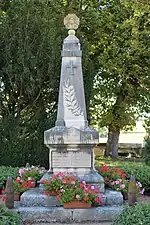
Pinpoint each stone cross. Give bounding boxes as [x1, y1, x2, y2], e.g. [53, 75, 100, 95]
[66, 61, 77, 76]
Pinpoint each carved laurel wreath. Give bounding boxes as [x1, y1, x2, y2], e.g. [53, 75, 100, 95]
[64, 79, 83, 116]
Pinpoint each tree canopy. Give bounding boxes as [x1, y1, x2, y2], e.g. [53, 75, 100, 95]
[0, 0, 149, 165]
[90, 0, 150, 157]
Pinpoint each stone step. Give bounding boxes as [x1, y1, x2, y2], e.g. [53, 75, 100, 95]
[20, 188, 123, 207]
[20, 188, 60, 207]
[16, 206, 123, 224]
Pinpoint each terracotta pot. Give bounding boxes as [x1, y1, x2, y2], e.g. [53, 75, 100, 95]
[48, 191, 57, 196]
[44, 191, 57, 196]
[92, 202, 101, 207]
[122, 191, 128, 200]
[63, 200, 91, 209]
[14, 193, 20, 201]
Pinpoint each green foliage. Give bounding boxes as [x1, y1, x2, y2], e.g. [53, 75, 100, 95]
[23, 170, 44, 181]
[0, 0, 100, 166]
[91, 0, 150, 129]
[116, 164, 150, 192]
[113, 204, 150, 225]
[0, 204, 20, 225]
[90, 0, 150, 156]
[96, 158, 150, 192]
[0, 166, 18, 188]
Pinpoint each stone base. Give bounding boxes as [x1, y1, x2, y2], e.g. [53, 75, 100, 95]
[20, 188, 123, 207]
[15, 188, 124, 224]
[15, 205, 123, 224]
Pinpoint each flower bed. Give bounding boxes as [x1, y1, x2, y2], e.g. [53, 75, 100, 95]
[42, 172, 102, 208]
[99, 164, 144, 198]
[0, 165, 46, 201]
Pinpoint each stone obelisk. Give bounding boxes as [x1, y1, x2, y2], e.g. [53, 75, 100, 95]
[44, 14, 104, 192]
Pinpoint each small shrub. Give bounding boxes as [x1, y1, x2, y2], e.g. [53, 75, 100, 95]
[120, 164, 150, 192]
[0, 166, 18, 188]
[113, 203, 150, 225]
[0, 204, 20, 225]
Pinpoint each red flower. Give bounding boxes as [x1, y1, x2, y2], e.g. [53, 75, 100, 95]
[95, 197, 101, 203]
[105, 177, 110, 182]
[80, 183, 85, 188]
[84, 197, 89, 201]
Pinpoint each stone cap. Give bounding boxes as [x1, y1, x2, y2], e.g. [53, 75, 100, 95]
[44, 126, 99, 146]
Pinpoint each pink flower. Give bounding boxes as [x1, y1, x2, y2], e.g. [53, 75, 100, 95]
[120, 184, 125, 189]
[91, 186, 95, 190]
[71, 181, 75, 185]
[84, 187, 89, 192]
[19, 169, 24, 176]
[16, 177, 21, 182]
[115, 180, 120, 185]
[111, 181, 115, 185]
[136, 182, 142, 188]
[82, 181, 86, 184]
[76, 194, 80, 199]
[140, 188, 145, 195]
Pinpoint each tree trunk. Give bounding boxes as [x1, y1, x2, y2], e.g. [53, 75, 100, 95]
[106, 127, 120, 159]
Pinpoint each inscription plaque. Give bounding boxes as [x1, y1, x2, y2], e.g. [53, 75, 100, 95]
[52, 151, 91, 168]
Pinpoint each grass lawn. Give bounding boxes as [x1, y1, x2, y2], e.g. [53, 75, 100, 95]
[95, 156, 144, 168]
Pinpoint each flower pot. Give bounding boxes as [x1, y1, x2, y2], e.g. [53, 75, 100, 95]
[92, 202, 101, 207]
[63, 200, 91, 209]
[122, 191, 128, 200]
[44, 191, 57, 196]
[14, 193, 20, 201]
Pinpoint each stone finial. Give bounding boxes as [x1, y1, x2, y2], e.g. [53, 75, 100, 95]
[64, 14, 79, 35]
[5, 176, 14, 209]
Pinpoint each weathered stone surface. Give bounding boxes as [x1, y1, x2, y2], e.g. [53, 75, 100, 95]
[52, 151, 91, 168]
[105, 190, 123, 206]
[19, 207, 72, 224]
[19, 188, 122, 208]
[72, 206, 123, 222]
[42, 14, 105, 193]
[20, 188, 61, 207]
[17, 206, 123, 224]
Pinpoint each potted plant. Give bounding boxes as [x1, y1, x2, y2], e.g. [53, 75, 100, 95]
[100, 164, 126, 187]
[13, 177, 32, 201]
[42, 172, 69, 196]
[20, 166, 46, 187]
[57, 180, 102, 209]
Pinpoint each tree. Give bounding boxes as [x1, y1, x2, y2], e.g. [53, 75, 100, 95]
[90, 0, 150, 158]
[0, 0, 101, 166]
